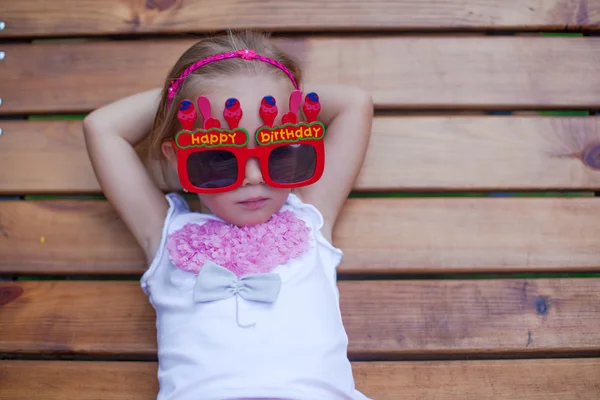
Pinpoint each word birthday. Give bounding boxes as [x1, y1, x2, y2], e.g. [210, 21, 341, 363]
[175, 128, 249, 149]
[257, 122, 325, 146]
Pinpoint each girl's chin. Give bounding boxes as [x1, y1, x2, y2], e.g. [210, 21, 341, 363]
[233, 209, 276, 227]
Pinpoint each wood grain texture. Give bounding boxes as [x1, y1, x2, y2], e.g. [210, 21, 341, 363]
[0, 120, 99, 194]
[0, 279, 599, 357]
[1, 359, 599, 400]
[2, 37, 600, 114]
[2, 117, 600, 194]
[1, 198, 599, 275]
[1, 0, 598, 38]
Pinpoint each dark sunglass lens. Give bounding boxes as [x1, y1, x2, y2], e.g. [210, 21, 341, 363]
[268, 144, 316, 184]
[187, 150, 238, 189]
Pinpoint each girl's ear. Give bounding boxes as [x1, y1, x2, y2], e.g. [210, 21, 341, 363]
[161, 141, 178, 169]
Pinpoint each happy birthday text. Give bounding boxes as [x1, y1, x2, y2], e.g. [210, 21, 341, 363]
[175, 128, 248, 148]
[256, 122, 325, 146]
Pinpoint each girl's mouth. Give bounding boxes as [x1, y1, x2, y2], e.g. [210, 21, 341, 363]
[238, 198, 269, 210]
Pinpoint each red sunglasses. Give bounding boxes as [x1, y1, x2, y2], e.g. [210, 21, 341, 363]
[172, 91, 325, 194]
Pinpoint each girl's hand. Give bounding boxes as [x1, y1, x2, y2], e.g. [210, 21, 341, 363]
[295, 85, 374, 242]
[83, 89, 168, 262]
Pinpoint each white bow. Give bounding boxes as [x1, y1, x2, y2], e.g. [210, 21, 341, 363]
[193, 261, 281, 328]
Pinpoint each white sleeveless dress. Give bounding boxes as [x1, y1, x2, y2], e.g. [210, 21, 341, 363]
[141, 193, 370, 400]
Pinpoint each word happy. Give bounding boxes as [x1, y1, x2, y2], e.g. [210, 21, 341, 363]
[256, 122, 325, 146]
[175, 128, 249, 148]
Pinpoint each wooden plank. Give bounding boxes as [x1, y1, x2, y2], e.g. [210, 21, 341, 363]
[0, 279, 599, 357]
[1, 198, 599, 275]
[1, 359, 599, 400]
[2, 117, 600, 194]
[0, 120, 99, 194]
[1, 0, 599, 38]
[2, 37, 600, 114]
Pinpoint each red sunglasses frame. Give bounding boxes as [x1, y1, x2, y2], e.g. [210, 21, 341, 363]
[172, 122, 326, 194]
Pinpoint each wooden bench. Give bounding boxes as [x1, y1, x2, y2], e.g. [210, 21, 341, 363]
[1, 1, 600, 398]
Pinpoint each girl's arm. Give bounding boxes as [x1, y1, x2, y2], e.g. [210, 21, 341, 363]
[295, 84, 374, 241]
[83, 89, 168, 262]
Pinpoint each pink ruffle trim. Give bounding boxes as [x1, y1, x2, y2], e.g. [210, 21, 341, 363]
[167, 210, 311, 277]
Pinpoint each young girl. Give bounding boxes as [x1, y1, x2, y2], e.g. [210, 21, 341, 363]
[83, 31, 373, 400]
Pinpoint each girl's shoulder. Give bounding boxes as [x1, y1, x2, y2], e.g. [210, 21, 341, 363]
[282, 193, 342, 260]
[163, 192, 219, 230]
[141, 193, 220, 292]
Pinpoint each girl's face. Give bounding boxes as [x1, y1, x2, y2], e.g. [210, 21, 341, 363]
[164, 74, 295, 227]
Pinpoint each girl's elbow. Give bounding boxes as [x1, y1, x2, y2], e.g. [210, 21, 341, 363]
[358, 90, 374, 111]
[83, 111, 105, 138]
[355, 91, 374, 124]
[348, 88, 373, 115]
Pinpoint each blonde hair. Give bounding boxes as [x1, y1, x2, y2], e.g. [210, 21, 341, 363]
[143, 31, 302, 178]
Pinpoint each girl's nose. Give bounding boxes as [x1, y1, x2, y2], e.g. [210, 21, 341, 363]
[242, 157, 264, 186]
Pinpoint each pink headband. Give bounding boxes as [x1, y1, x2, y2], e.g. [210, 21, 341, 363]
[167, 49, 299, 107]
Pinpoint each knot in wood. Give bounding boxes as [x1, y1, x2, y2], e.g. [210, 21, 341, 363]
[535, 296, 548, 316]
[583, 144, 600, 170]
